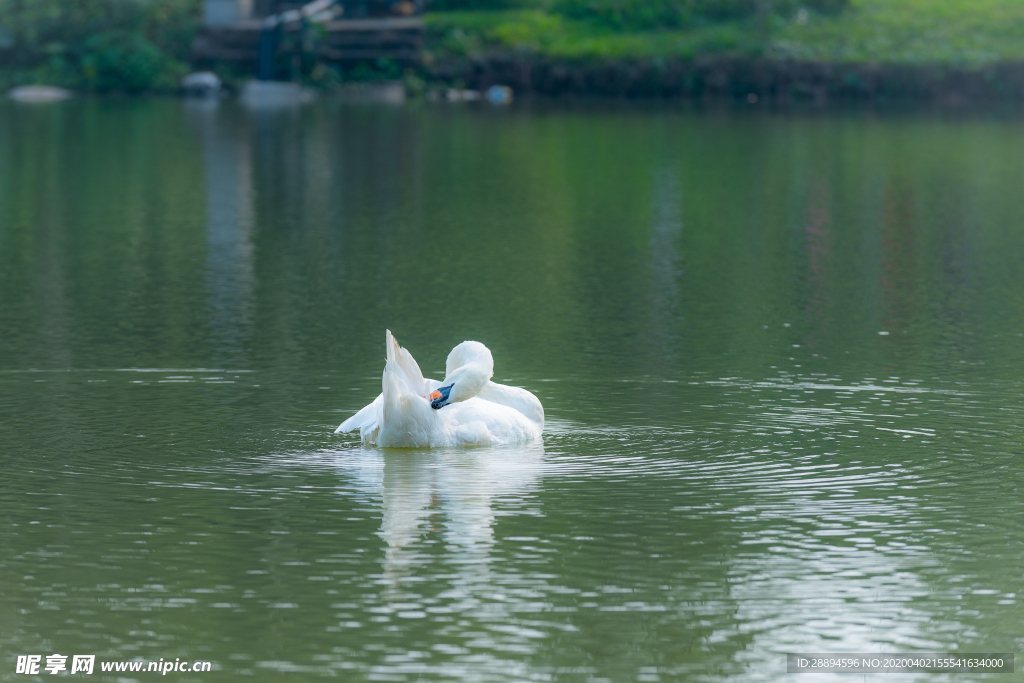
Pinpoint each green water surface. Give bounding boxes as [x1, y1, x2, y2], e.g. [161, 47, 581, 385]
[1, 99, 1023, 681]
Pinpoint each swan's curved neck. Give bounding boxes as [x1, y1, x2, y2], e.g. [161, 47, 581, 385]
[446, 341, 494, 379]
[441, 363, 490, 403]
[437, 340, 495, 405]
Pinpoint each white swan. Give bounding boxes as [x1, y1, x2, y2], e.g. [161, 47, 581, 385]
[335, 330, 544, 447]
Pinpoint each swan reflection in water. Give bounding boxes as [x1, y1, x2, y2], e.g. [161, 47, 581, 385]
[338, 442, 546, 592]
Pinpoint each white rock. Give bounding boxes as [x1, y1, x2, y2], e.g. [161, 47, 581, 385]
[182, 72, 222, 95]
[8, 85, 72, 103]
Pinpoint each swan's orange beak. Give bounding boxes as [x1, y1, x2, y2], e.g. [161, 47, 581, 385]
[429, 384, 454, 409]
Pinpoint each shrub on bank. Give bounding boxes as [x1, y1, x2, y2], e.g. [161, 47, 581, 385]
[552, 0, 848, 31]
[0, 0, 199, 92]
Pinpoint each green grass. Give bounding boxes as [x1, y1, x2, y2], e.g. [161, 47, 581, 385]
[427, 0, 1024, 66]
[426, 9, 752, 60]
[772, 0, 1024, 66]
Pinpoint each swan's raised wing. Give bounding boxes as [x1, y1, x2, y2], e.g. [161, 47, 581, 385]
[336, 332, 436, 442]
[386, 329, 431, 396]
[336, 393, 382, 434]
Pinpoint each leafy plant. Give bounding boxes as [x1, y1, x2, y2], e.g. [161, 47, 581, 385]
[0, 0, 200, 92]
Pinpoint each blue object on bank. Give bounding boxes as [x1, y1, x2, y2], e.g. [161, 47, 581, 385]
[486, 85, 513, 105]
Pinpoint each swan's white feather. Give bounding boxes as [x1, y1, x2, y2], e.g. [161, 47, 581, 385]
[335, 396, 379, 434]
[335, 331, 543, 447]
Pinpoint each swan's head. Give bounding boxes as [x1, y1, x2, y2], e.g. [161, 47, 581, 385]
[429, 340, 494, 410]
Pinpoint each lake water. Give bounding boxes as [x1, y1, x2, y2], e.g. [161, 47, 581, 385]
[1, 98, 1022, 681]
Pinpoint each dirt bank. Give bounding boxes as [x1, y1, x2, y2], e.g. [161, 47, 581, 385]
[428, 54, 1024, 102]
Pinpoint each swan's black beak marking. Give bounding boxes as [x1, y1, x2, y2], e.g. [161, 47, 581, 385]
[429, 384, 453, 410]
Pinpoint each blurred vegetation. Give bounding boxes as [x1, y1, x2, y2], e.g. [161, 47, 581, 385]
[2, 0, 1024, 93]
[0, 0, 200, 92]
[427, 0, 1024, 66]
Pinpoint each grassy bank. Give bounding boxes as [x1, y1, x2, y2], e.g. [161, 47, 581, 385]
[421, 0, 1024, 100]
[426, 0, 1024, 67]
[4, 0, 1024, 97]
